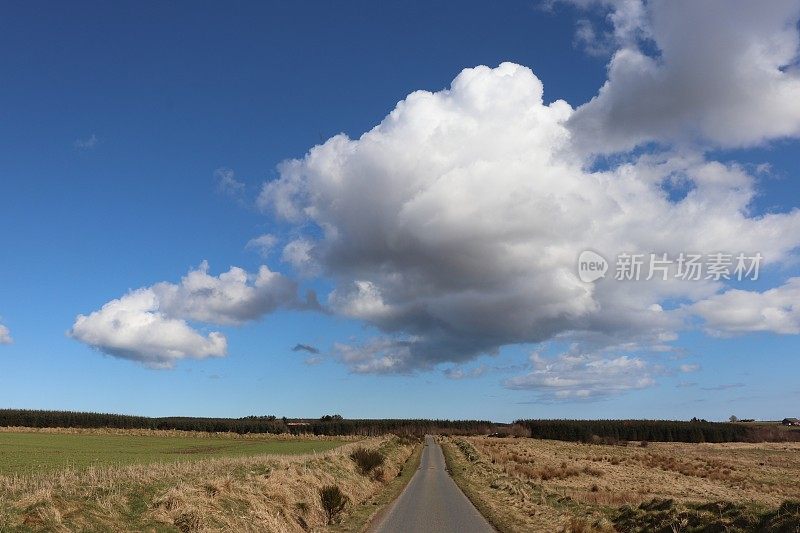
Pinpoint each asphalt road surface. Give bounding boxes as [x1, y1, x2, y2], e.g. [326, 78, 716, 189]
[370, 435, 495, 533]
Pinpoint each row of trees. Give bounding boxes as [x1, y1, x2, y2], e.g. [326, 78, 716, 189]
[0, 409, 494, 436]
[515, 418, 753, 443]
[296, 418, 495, 436]
[7, 410, 794, 442]
[0, 409, 288, 434]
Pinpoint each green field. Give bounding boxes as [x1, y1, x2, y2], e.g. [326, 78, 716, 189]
[0, 431, 345, 475]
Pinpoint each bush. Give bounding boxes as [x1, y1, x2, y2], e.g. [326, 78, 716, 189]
[350, 448, 385, 475]
[319, 485, 348, 525]
[173, 511, 202, 533]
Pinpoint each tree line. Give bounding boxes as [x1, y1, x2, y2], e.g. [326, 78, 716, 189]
[514, 418, 782, 443]
[0, 409, 493, 436]
[3, 409, 796, 442]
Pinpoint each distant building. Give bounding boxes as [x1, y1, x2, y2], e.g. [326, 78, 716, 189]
[782, 418, 800, 426]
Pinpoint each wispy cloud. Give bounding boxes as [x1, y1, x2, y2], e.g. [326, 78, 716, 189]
[246, 234, 278, 257]
[701, 383, 746, 391]
[215, 167, 245, 197]
[74, 134, 99, 150]
[505, 350, 657, 402]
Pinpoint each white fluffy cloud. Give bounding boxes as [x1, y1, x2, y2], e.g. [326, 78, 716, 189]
[0, 323, 12, 344]
[505, 350, 656, 401]
[568, 0, 800, 152]
[70, 289, 227, 368]
[152, 261, 301, 326]
[259, 61, 800, 387]
[71, 262, 304, 368]
[693, 278, 800, 335]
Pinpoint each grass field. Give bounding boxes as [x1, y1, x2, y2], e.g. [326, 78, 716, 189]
[0, 433, 418, 532]
[0, 429, 346, 475]
[442, 436, 800, 532]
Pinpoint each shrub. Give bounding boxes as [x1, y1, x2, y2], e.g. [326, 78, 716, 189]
[173, 510, 202, 533]
[371, 467, 386, 482]
[319, 485, 348, 525]
[350, 448, 385, 475]
[394, 434, 419, 446]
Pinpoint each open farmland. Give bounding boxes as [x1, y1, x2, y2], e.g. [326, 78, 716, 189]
[0, 428, 346, 475]
[442, 436, 800, 532]
[0, 433, 419, 532]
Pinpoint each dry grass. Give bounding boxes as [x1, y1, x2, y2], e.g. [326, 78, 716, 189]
[0, 435, 417, 532]
[441, 436, 800, 532]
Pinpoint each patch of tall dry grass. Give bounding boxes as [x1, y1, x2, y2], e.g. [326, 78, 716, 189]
[442, 436, 800, 533]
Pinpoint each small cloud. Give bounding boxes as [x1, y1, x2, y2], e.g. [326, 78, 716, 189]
[443, 365, 488, 380]
[0, 323, 12, 345]
[70, 262, 304, 368]
[505, 349, 657, 402]
[304, 356, 323, 366]
[292, 343, 320, 355]
[755, 163, 772, 175]
[215, 167, 245, 197]
[282, 238, 319, 276]
[74, 134, 99, 150]
[676, 381, 697, 388]
[701, 382, 746, 391]
[679, 364, 700, 373]
[573, 19, 614, 57]
[208, 374, 222, 380]
[246, 234, 278, 257]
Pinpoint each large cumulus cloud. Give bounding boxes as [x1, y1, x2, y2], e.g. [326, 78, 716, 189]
[74, 1, 800, 400]
[259, 61, 800, 379]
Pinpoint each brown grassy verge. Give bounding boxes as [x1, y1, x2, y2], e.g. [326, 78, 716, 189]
[334, 437, 423, 532]
[442, 436, 800, 532]
[0, 435, 419, 532]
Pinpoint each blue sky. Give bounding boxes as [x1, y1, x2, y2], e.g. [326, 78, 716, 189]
[2, 1, 800, 422]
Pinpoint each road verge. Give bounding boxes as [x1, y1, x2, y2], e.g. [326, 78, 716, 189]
[334, 436, 424, 532]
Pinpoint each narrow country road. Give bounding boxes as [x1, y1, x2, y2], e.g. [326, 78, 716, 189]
[369, 435, 495, 533]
